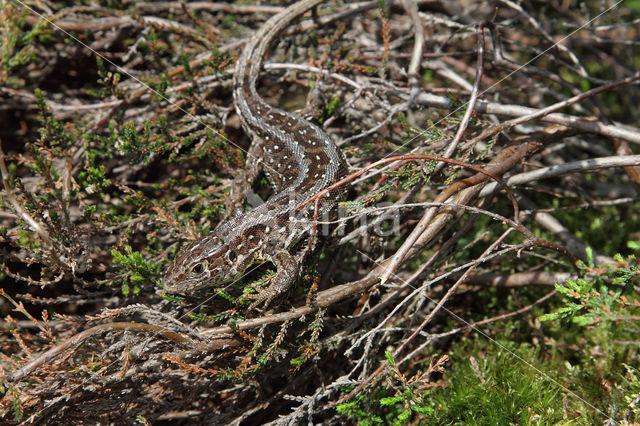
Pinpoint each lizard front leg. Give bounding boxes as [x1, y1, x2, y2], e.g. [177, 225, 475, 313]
[248, 250, 300, 310]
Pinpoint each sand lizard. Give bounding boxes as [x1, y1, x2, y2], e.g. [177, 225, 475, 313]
[162, 0, 348, 308]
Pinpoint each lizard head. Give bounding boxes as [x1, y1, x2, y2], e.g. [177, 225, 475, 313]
[162, 232, 245, 295]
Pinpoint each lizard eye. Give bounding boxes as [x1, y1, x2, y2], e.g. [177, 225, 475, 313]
[192, 262, 206, 275]
[228, 251, 237, 262]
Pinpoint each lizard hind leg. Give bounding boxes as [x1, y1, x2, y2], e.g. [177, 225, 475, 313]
[298, 81, 327, 122]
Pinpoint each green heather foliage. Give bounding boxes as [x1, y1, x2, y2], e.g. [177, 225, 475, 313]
[539, 252, 639, 326]
[337, 351, 436, 425]
[111, 245, 161, 295]
[0, 1, 49, 88]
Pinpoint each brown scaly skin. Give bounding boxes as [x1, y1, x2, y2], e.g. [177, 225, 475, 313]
[162, 0, 348, 308]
